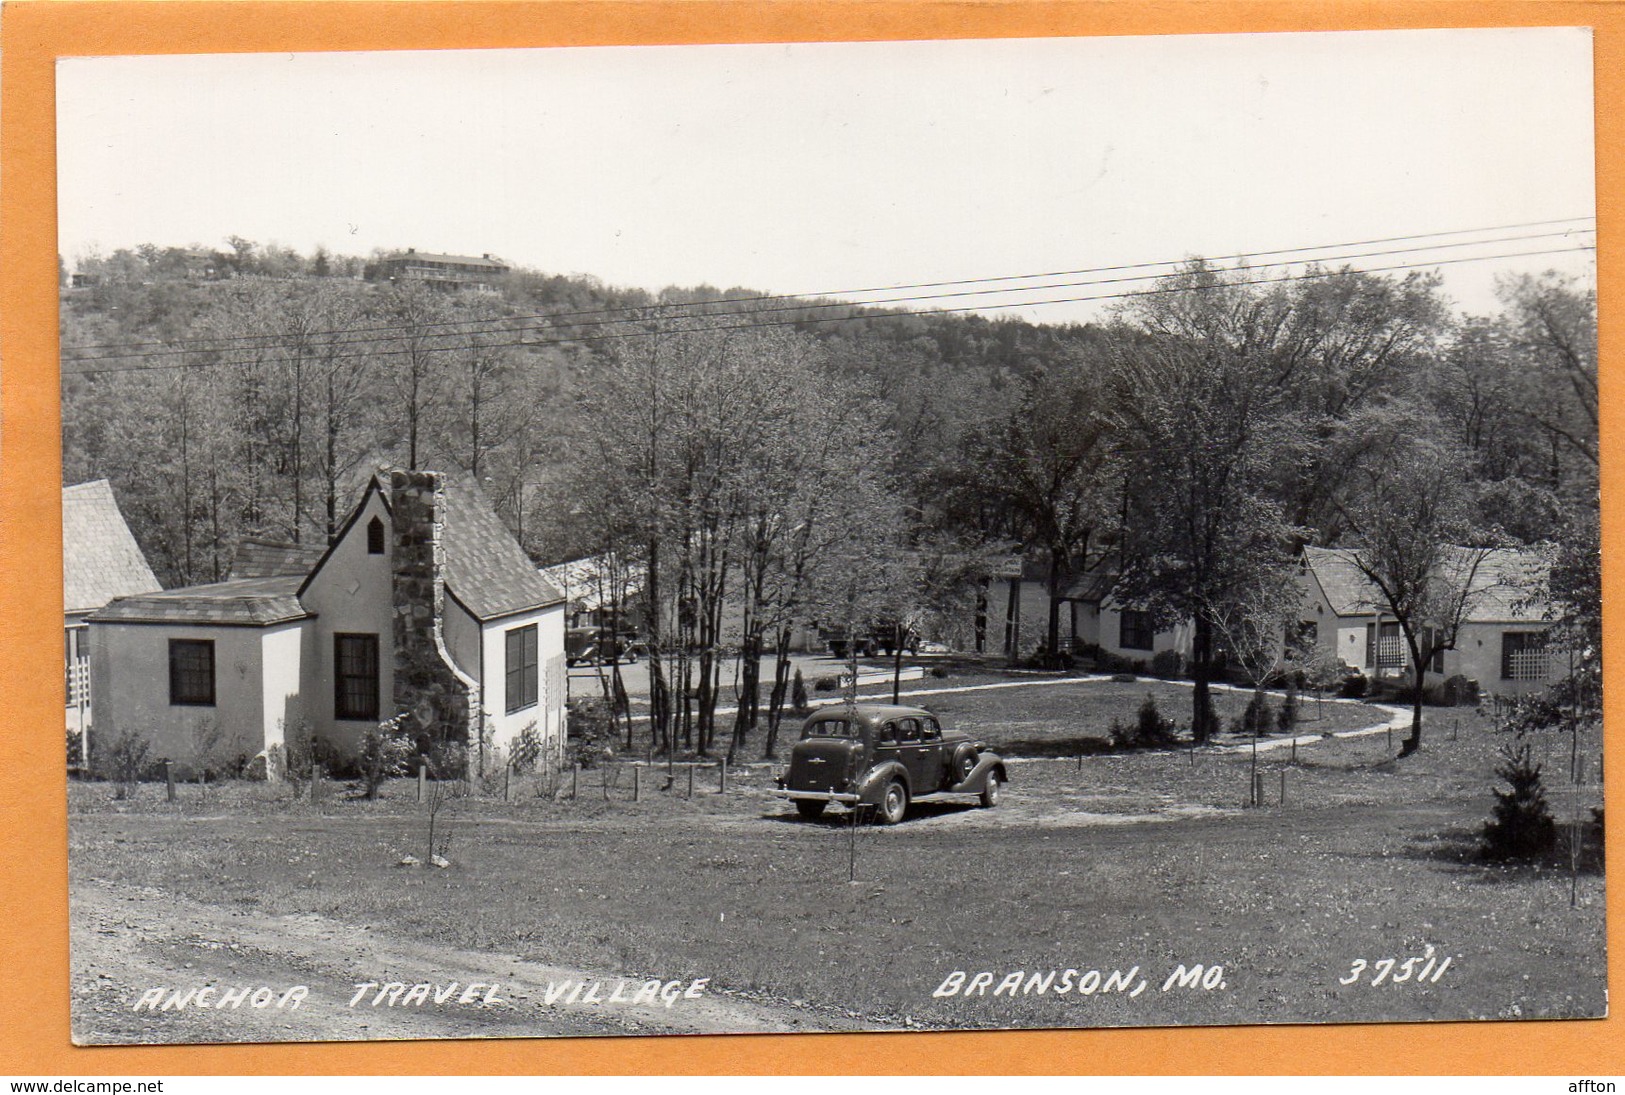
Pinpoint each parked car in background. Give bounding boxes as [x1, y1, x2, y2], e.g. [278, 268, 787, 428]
[820, 622, 919, 659]
[775, 703, 1007, 823]
[564, 627, 646, 666]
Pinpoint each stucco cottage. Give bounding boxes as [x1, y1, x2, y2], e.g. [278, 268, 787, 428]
[88, 469, 567, 774]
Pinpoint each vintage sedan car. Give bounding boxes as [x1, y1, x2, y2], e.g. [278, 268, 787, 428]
[775, 703, 1007, 823]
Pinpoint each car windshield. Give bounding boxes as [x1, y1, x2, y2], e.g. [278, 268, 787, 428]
[802, 718, 860, 740]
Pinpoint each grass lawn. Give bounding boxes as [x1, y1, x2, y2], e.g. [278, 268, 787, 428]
[68, 678, 1605, 1038]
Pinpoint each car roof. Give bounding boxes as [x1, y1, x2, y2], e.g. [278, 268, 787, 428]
[807, 703, 934, 724]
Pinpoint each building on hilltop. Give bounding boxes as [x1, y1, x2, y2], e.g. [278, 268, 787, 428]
[366, 248, 510, 292]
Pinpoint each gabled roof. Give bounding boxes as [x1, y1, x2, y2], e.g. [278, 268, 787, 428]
[1445, 547, 1550, 624]
[228, 537, 326, 580]
[63, 480, 162, 614]
[538, 555, 645, 612]
[440, 474, 563, 619]
[89, 575, 308, 627]
[1301, 546, 1383, 617]
[1303, 544, 1550, 624]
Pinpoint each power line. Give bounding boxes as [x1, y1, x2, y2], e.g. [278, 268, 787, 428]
[63, 215, 1595, 359]
[61, 242, 1593, 379]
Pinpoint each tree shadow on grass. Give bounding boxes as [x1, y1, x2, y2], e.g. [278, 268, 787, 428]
[1398, 825, 1606, 880]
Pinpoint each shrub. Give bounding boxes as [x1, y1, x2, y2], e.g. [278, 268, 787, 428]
[1339, 673, 1369, 699]
[1111, 693, 1178, 750]
[565, 698, 615, 769]
[791, 669, 811, 715]
[813, 675, 840, 693]
[96, 728, 153, 800]
[1110, 672, 1138, 683]
[1481, 742, 1558, 861]
[1150, 649, 1184, 679]
[1277, 687, 1300, 735]
[1441, 674, 1480, 707]
[1234, 691, 1275, 736]
[66, 729, 84, 769]
[358, 716, 412, 799]
[929, 665, 949, 679]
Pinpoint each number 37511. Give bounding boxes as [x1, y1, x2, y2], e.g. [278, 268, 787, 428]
[1340, 947, 1453, 986]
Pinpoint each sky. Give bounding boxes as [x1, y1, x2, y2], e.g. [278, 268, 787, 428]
[57, 27, 1596, 324]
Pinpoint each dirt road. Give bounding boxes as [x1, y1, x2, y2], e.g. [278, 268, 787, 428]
[71, 879, 884, 1044]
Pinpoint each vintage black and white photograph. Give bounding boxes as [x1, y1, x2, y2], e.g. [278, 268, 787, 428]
[57, 28, 1602, 1044]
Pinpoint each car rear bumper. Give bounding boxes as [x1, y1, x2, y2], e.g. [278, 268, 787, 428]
[776, 789, 860, 804]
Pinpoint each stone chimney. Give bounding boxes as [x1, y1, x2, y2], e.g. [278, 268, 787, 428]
[389, 469, 479, 751]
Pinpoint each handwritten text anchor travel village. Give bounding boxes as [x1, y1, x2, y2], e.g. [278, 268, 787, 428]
[130, 978, 711, 1012]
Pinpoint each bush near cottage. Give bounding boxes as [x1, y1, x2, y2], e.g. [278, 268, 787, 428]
[1150, 649, 1185, 679]
[358, 717, 413, 800]
[93, 728, 154, 800]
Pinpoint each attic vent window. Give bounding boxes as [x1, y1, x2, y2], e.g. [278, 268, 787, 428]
[367, 516, 385, 555]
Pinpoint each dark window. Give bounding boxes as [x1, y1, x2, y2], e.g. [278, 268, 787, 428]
[367, 516, 386, 555]
[169, 639, 215, 707]
[1502, 631, 1548, 681]
[505, 624, 539, 714]
[922, 717, 942, 741]
[1119, 610, 1155, 651]
[895, 718, 922, 743]
[801, 718, 857, 740]
[335, 633, 380, 721]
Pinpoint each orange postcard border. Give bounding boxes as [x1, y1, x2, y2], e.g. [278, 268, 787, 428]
[0, 0, 1618, 1076]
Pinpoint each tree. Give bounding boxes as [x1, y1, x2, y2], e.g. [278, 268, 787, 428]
[1337, 405, 1492, 757]
[962, 356, 1117, 667]
[1106, 263, 1305, 741]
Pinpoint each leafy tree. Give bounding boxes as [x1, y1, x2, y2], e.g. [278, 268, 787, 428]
[1106, 263, 1305, 741]
[1337, 405, 1492, 757]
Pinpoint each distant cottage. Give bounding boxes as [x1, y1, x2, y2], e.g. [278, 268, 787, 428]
[367, 248, 510, 292]
[63, 480, 162, 740]
[88, 470, 566, 775]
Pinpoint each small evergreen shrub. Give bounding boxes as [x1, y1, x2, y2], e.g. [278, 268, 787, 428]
[95, 728, 153, 800]
[1481, 742, 1558, 861]
[1110, 693, 1179, 750]
[1234, 691, 1275, 736]
[359, 716, 413, 799]
[1441, 674, 1481, 707]
[1277, 688, 1300, 735]
[1339, 673, 1369, 699]
[813, 675, 840, 692]
[1150, 649, 1185, 679]
[791, 669, 811, 715]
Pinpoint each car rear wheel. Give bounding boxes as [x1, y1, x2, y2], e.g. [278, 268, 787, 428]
[795, 799, 826, 820]
[878, 780, 908, 825]
[980, 773, 1001, 808]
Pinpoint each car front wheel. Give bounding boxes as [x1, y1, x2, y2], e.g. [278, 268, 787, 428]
[980, 773, 1001, 808]
[878, 780, 909, 825]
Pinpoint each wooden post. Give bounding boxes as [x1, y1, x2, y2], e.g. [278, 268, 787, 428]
[417, 760, 426, 803]
[634, 763, 641, 802]
[719, 757, 728, 794]
[504, 762, 512, 803]
[164, 760, 176, 802]
[1279, 768, 1286, 807]
[571, 762, 579, 799]
[687, 762, 694, 798]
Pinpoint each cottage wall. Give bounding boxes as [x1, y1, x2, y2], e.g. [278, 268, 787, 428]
[299, 487, 395, 755]
[1450, 620, 1554, 697]
[89, 621, 279, 774]
[477, 602, 567, 755]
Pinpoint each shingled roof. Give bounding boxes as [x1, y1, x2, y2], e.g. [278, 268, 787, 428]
[228, 537, 327, 579]
[1302, 546, 1383, 617]
[63, 480, 162, 614]
[1303, 545, 1549, 623]
[440, 474, 563, 620]
[89, 575, 308, 627]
